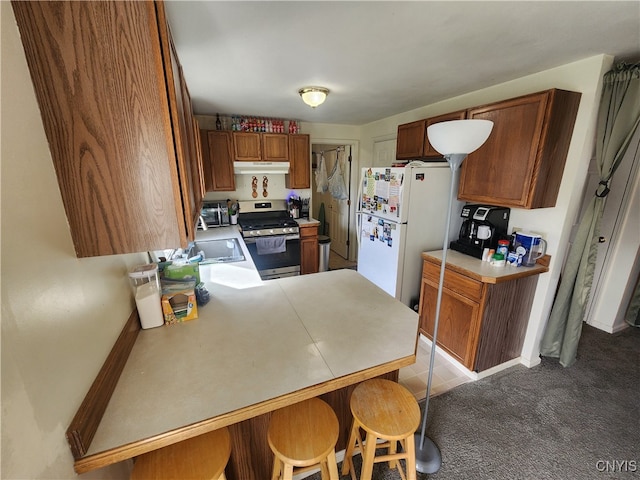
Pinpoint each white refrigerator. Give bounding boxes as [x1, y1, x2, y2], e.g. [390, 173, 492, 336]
[356, 164, 463, 307]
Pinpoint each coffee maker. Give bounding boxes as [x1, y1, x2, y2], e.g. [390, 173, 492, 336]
[450, 204, 510, 259]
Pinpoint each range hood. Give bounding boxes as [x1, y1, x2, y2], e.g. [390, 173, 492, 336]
[233, 161, 290, 175]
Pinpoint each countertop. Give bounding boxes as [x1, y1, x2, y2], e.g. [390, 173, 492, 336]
[74, 247, 418, 472]
[423, 250, 549, 284]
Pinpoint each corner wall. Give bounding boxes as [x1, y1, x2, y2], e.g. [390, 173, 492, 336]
[1, 4, 143, 478]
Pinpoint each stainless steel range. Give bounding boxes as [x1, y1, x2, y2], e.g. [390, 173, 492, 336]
[238, 200, 300, 280]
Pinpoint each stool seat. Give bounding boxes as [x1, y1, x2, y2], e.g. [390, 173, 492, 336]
[343, 379, 420, 480]
[268, 397, 339, 480]
[130, 427, 231, 480]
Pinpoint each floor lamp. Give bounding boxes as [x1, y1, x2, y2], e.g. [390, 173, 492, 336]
[414, 119, 494, 474]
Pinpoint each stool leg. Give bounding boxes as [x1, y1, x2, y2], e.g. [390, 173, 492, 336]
[360, 432, 378, 480]
[271, 457, 281, 480]
[341, 421, 358, 476]
[326, 449, 339, 480]
[388, 439, 397, 470]
[404, 434, 417, 480]
[281, 462, 294, 480]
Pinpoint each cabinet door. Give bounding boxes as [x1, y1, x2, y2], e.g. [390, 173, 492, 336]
[458, 89, 580, 209]
[396, 120, 426, 160]
[233, 132, 262, 161]
[419, 278, 482, 370]
[161, 14, 201, 242]
[262, 133, 289, 161]
[286, 134, 311, 189]
[458, 93, 547, 207]
[424, 110, 467, 157]
[299, 223, 319, 274]
[13, 0, 187, 256]
[204, 131, 236, 191]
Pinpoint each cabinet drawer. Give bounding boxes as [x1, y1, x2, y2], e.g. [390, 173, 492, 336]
[299, 224, 318, 238]
[422, 261, 482, 302]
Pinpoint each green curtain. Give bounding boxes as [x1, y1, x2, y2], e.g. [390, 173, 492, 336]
[540, 62, 640, 367]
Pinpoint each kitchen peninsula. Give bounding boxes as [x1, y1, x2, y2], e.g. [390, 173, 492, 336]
[72, 229, 418, 478]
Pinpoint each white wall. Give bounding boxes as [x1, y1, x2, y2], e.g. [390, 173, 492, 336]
[357, 55, 613, 366]
[1, 4, 142, 478]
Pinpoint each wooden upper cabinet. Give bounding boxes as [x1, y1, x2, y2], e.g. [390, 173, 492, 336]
[202, 131, 235, 191]
[262, 133, 289, 161]
[424, 110, 467, 157]
[286, 134, 311, 189]
[233, 132, 262, 161]
[396, 120, 426, 160]
[12, 0, 202, 256]
[458, 89, 581, 209]
[396, 110, 467, 159]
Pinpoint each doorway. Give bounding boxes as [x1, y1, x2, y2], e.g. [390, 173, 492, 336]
[311, 143, 354, 261]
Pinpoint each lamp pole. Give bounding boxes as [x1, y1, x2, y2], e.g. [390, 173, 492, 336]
[414, 153, 466, 474]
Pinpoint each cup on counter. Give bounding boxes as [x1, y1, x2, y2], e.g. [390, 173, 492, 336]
[230, 214, 238, 225]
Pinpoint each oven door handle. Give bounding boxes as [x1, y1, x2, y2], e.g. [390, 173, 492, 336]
[243, 234, 300, 244]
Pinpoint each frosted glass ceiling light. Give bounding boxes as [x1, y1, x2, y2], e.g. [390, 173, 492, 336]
[298, 87, 329, 108]
[415, 119, 493, 475]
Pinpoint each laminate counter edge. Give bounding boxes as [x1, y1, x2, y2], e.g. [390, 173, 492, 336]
[74, 354, 414, 473]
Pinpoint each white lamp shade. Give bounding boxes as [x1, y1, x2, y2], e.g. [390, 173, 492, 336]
[299, 87, 329, 108]
[427, 119, 493, 155]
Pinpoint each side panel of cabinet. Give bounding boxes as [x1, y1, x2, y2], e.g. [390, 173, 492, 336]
[396, 120, 426, 160]
[262, 133, 289, 161]
[204, 131, 236, 191]
[12, 1, 185, 256]
[287, 134, 311, 189]
[233, 132, 262, 161]
[424, 110, 467, 157]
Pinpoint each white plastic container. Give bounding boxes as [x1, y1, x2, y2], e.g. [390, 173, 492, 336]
[128, 264, 164, 329]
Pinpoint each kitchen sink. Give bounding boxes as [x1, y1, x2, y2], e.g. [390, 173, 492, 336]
[190, 238, 245, 264]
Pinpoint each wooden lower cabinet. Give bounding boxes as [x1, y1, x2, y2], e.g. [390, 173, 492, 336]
[299, 223, 319, 274]
[419, 256, 538, 371]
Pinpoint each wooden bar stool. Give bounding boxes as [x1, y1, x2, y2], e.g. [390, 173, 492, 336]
[130, 427, 231, 480]
[267, 397, 340, 480]
[342, 379, 421, 480]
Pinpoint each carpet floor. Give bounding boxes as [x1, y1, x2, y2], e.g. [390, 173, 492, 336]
[307, 324, 639, 479]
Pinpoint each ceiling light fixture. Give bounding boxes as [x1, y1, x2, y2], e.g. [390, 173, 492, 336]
[298, 87, 329, 108]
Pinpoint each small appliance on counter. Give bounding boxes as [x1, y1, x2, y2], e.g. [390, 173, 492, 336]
[199, 201, 230, 229]
[450, 204, 510, 259]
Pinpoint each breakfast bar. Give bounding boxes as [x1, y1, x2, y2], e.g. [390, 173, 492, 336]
[71, 252, 419, 477]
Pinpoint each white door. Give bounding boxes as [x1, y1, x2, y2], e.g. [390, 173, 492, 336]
[357, 214, 406, 299]
[373, 138, 396, 167]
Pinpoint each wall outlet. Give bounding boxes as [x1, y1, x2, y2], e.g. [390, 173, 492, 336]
[511, 226, 522, 234]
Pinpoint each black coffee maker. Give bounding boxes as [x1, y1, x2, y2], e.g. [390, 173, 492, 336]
[450, 204, 510, 259]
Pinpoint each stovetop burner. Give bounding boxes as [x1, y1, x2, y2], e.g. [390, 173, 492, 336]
[237, 200, 299, 237]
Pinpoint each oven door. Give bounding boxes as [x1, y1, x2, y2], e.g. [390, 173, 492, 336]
[243, 234, 301, 280]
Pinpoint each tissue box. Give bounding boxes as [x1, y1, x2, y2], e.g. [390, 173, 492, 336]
[163, 262, 200, 283]
[161, 287, 198, 324]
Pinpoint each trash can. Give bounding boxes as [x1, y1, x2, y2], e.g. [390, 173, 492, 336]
[318, 235, 331, 272]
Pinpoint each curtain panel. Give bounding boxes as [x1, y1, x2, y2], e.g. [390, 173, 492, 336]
[540, 62, 640, 367]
